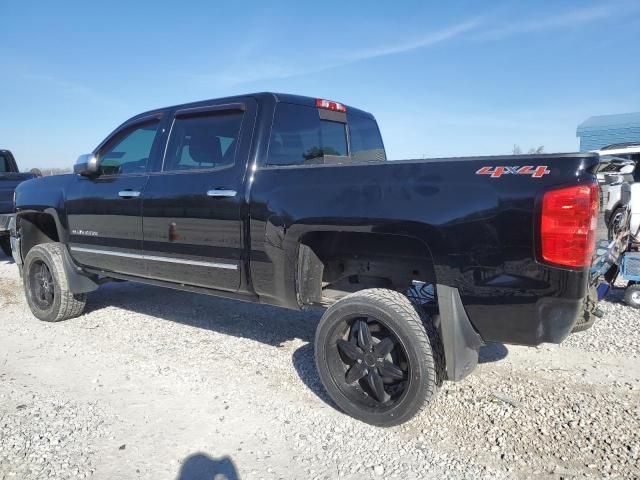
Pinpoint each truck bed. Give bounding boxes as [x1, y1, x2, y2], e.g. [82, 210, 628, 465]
[249, 152, 606, 346]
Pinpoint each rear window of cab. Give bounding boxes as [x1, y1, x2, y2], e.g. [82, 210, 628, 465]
[267, 103, 386, 166]
[0, 153, 9, 173]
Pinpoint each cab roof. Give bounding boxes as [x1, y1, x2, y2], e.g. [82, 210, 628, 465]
[131, 92, 375, 122]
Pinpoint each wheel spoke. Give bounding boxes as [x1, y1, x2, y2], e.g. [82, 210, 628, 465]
[40, 263, 47, 278]
[378, 360, 405, 380]
[373, 337, 395, 357]
[357, 320, 373, 350]
[36, 284, 45, 301]
[345, 362, 368, 384]
[337, 339, 363, 361]
[367, 370, 390, 403]
[44, 290, 54, 305]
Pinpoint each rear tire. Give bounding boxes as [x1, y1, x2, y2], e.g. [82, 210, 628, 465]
[0, 236, 11, 257]
[22, 243, 87, 322]
[314, 288, 439, 427]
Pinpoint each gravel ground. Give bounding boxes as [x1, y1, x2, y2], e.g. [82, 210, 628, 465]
[1, 256, 639, 479]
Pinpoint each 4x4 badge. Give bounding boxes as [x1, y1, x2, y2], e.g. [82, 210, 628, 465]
[476, 166, 550, 178]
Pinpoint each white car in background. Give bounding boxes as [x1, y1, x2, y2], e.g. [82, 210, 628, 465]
[595, 143, 640, 240]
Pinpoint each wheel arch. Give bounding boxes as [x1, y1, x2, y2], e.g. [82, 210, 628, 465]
[14, 209, 97, 294]
[294, 230, 483, 383]
[295, 230, 438, 307]
[16, 208, 66, 261]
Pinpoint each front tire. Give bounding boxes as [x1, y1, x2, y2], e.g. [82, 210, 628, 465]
[0, 236, 11, 257]
[314, 288, 440, 427]
[22, 243, 87, 322]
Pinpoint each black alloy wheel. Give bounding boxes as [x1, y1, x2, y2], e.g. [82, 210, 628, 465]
[22, 243, 87, 322]
[335, 317, 408, 405]
[29, 260, 55, 310]
[315, 289, 440, 426]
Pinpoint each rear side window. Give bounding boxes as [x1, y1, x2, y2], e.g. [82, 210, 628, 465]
[267, 103, 385, 166]
[348, 114, 386, 162]
[163, 111, 243, 172]
[267, 103, 348, 166]
[0, 154, 8, 173]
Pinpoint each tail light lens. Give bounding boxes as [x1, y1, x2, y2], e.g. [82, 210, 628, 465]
[541, 183, 599, 268]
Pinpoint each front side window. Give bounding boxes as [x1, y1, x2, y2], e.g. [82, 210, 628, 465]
[0, 154, 8, 173]
[267, 103, 348, 166]
[99, 121, 159, 175]
[163, 111, 243, 172]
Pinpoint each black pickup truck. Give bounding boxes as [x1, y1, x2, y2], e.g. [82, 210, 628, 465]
[12, 93, 615, 426]
[0, 149, 35, 257]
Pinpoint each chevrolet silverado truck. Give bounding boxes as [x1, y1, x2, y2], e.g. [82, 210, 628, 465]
[11, 93, 615, 426]
[0, 149, 35, 257]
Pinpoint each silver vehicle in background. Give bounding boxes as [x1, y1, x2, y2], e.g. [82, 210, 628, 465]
[595, 143, 640, 240]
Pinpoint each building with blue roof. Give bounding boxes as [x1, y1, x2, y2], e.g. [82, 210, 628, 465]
[576, 112, 640, 151]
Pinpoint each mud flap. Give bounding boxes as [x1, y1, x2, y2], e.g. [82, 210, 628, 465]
[436, 284, 484, 381]
[61, 245, 99, 294]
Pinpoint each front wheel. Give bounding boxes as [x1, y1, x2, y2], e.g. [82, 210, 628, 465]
[314, 288, 441, 427]
[0, 236, 11, 257]
[22, 243, 87, 322]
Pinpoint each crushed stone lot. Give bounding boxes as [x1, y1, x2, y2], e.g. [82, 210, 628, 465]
[0, 257, 639, 479]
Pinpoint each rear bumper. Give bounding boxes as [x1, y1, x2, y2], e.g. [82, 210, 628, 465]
[534, 296, 584, 343]
[463, 266, 591, 347]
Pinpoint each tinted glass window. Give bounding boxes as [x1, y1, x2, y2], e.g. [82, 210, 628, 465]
[163, 111, 243, 172]
[268, 103, 348, 166]
[0, 154, 8, 173]
[99, 121, 159, 175]
[633, 156, 640, 183]
[348, 114, 386, 162]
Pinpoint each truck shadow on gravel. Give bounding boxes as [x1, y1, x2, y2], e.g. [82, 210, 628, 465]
[85, 282, 321, 346]
[478, 342, 508, 363]
[85, 282, 508, 411]
[176, 452, 238, 480]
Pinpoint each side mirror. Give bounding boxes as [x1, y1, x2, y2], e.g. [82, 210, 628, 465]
[74, 154, 100, 176]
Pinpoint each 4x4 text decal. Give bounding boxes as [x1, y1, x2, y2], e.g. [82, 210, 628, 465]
[475, 166, 550, 178]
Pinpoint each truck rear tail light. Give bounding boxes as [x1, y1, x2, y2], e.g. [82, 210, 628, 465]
[316, 98, 347, 112]
[541, 183, 599, 268]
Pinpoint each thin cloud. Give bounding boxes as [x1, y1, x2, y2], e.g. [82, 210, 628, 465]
[22, 73, 127, 109]
[339, 18, 482, 62]
[475, 5, 614, 41]
[189, 18, 483, 88]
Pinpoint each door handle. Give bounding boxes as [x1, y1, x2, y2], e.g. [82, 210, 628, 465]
[206, 189, 237, 198]
[118, 190, 141, 198]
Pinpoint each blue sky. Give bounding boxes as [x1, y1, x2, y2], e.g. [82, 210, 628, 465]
[1, 0, 639, 169]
